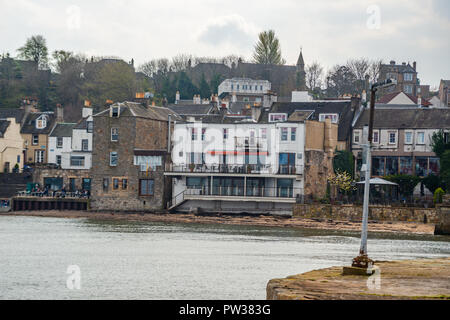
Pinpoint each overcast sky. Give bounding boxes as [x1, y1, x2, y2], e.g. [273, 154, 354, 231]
[1, 0, 449, 88]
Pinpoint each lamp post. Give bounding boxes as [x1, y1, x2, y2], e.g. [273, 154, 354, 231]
[351, 79, 396, 269]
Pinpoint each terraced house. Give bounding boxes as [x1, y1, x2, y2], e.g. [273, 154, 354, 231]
[90, 101, 180, 212]
[352, 108, 450, 177]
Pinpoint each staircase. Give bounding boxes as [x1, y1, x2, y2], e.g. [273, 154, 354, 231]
[167, 190, 187, 211]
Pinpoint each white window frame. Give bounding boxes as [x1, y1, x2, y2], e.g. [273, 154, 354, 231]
[56, 137, 63, 148]
[319, 113, 339, 124]
[404, 131, 413, 144]
[32, 135, 39, 145]
[388, 131, 397, 144]
[416, 132, 425, 145]
[372, 130, 379, 144]
[269, 113, 287, 123]
[353, 130, 361, 144]
[110, 152, 118, 166]
[111, 128, 119, 142]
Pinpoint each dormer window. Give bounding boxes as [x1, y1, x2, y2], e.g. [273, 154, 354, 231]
[269, 113, 287, 122]
[111, 106, 119, 117]
[36, 115, 47, 129]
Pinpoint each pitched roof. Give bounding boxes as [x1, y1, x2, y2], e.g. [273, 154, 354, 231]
[0, 108, 25, 123]
[0, 120, 11, 136]
[354, 108, 450, 129]
[20, 112, 56, 134]
[167, 103, 214, 116]
[377, 91, 431, 106]
[94, 102, 181, 121]
[50, 123, 76, 137]
[260, 101, 357, 141]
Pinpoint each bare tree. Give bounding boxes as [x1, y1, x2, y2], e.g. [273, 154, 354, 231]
[171, 54, 194, 72]
[368, 59, 382, 84]
[306, 62, 323, 90]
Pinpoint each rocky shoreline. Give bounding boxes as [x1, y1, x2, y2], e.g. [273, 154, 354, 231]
[1, 210, 436, 235]
[267, 258, 450, 300]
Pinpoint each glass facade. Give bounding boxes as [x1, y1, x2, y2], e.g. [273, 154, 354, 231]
[399, 157, 413, 175]
[385, 157, 399, 176]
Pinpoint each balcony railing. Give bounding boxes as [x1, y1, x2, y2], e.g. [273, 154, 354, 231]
[185, 186, 303, 199]
[166, 164, 303, 175]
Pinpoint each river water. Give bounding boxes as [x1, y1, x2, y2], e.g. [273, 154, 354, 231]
[0, 216, 449, 299]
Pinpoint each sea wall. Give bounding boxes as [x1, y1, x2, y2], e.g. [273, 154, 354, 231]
[293, 203, 438, 223]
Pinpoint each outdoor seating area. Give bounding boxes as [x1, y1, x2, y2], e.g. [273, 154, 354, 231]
[16, 183, 90, 199]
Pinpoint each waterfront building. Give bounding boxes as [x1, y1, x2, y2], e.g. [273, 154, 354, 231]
[0, 108, 25, 172]
[165, 104, 337, 214]
[90, 101, 180, 211]
[352, 108, 450, 177]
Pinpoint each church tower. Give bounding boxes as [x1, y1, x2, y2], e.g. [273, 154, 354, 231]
[296, 48, 307, 91]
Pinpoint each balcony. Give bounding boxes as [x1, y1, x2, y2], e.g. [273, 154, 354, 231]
[168, 186, 303, 209]
[234, 137, 267, 149]
[165, 164, 303, 176]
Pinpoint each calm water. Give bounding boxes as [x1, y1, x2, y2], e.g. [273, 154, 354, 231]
[0, 215, 449, 299]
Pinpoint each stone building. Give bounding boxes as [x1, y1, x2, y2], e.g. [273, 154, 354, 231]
[378, 60, 420, 97]
[90, 101, 180, 212]
[438, 80, 450, 108]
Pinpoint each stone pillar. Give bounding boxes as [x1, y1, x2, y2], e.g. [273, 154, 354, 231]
[435, 195, 450, 235]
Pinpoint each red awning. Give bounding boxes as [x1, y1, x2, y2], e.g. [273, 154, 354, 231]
[208, 151, 268, 156]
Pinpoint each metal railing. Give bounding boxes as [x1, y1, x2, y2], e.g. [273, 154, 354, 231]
[16, 190, 90, 199]
[184, 186, 303, 199]
[166, 164, 303, 175]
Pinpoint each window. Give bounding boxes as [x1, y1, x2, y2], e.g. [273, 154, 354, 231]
[281, 128, 288, 141]
[291, 128, 297, 141]
[134, 156, 162, 171]
[122, 179, 128, 190]
[103, 178, 109, 192]
[111, 106, 119, 117]
[417, 132, 425, 144]
[57, 137, 63, 148]
[113, 178, 119, 190]
[70, 156, 85, 167]
[87, 121, 93, 133]
[201, 128, 206, 141]
[404, 73, 413, 81]
[32, 135, 39, 145]
[82, 139, 89, 151]
[260, 128, 267, 139]
[191, 128, 197, 141]
[389, 132, 397, 144]
[354, 131, 360, 144]
[404, 84, 413, 94]
[188, 153, 204, 165]
[405, 132, 413, 144]
[56, 155, 61, 166]
[110, 152, 118, 166]
[319, 113, 339, 123]
[400, 157, 413, 175]
[140, 179, 154, 196]
[260, 85, 263, 91]
[231, 84, 234, 90]
[36, 115, 47, 129]
[35, 150, 44, 163]
[111, 128, 119, 141]
[373, 131, 379, 143]
[236, 84, 239, 91]
[223, 128, 228, 140]
[17, 155, 20, 164]
[269, 113, 287, 122]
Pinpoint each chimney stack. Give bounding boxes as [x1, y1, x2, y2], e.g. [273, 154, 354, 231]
[417, 94, 422, 106]
[390, 60, 395, 65]
[413, 61, 417, 71]
[175, 91, 180, 104]
[56, 104, 64, 123]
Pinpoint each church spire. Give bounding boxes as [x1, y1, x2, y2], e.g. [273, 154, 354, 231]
[296, 47, 305, 69]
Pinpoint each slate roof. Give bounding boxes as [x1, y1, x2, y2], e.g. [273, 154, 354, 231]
[0, 108, 25, 123]
[260, 101, 357, 141]
[20, 112, 56, 134]
[167, 103, 214, 116]
[50, 123, 76, 137]
[0, 120, 11, 136]
[94, 102, 181, 121]
[74, 118, 88, 130]
[354, 108, 450, 129]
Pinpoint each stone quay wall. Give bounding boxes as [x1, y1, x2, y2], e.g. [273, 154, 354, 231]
[293, 203, 438, 223]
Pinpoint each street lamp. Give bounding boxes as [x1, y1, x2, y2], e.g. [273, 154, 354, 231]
[351, 78, 397, 270]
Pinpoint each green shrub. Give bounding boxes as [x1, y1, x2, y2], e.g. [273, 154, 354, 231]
[434, 188, 445, 204]
[385, 175, 421, 197]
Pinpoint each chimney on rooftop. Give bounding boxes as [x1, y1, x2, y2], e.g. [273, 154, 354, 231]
[175, 91, 180, 104]
[390, 60, 395, 65]
[413, 61, 417, 71]
[417, 94, 422, 106]
[56, 104, 64, 123]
